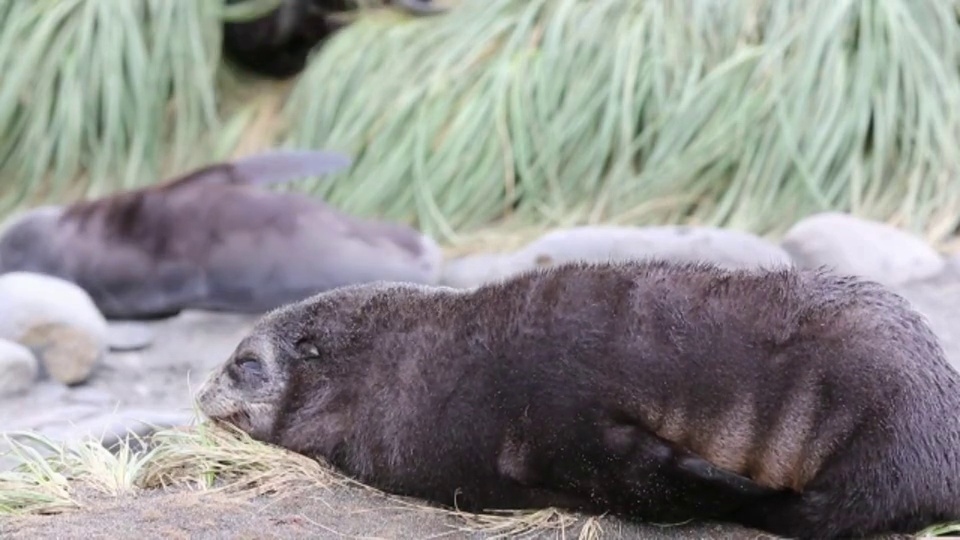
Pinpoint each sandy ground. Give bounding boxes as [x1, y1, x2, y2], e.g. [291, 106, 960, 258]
[2, 483, 792, 540]
[4, 264, 960, 539]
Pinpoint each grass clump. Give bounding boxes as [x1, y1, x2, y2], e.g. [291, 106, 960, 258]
[0, 0, 224, 216]
[0, 429, 157, 515]
[138, 419, 347, 496]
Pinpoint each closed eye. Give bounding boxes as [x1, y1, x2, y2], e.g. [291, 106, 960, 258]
[235, 356, 263, 377]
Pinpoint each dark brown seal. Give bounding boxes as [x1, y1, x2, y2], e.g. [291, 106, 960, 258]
[195, 259, 960, 539]
[0, 149, 442, 320]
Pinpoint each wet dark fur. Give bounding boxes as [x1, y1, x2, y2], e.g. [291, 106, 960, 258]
[222, 0, 446, 79]
[204, 260, 960, 539]
[221, 0, 350, 79]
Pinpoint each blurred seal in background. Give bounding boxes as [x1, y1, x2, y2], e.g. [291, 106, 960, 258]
[0, 149, 444, 320]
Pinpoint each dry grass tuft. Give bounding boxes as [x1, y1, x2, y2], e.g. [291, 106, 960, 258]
[0, 428, 157, 515]
[450, 507, 589, 539]
[0, 418, 603, 538]
[138, 415, 350, 497]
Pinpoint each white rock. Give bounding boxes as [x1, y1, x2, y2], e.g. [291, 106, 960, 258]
[781, 212, 945, 287]
[441, 225, 793, 289]
[440, 253, 527, 290]
[0, 338, 39, 397]
[0, 272, 109, 385]
[106, 322, 155, 352]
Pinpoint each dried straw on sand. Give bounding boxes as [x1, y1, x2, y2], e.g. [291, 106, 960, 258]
[2, 416, 958, 538]
[0, 418, 668, 539]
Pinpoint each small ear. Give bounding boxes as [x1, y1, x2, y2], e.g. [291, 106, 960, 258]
[295, 339, 321, 359]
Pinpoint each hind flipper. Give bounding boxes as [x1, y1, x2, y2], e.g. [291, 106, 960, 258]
[229, 149, 353, 185]
[496, 410, 783, 524]
[162, 149, 353, 190]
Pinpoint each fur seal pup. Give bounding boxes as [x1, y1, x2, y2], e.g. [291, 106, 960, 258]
[195, 259, 960, 539]
[0, 149, 443, 321]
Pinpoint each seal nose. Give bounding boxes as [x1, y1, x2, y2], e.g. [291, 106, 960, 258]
[194, 368, 220, 408]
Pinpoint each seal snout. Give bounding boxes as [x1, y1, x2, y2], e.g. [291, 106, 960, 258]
[194, 366, 239, 421]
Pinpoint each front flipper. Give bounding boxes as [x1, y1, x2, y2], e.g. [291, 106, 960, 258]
[495, 420, 599, 512]
[673, 452, 781, 498]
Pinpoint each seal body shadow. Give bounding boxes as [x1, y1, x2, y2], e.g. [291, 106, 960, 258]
[0, 149, 443, 320]
[195, 260, 960, 539]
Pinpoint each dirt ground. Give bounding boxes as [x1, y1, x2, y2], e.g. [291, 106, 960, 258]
[2, 482, 789, 540]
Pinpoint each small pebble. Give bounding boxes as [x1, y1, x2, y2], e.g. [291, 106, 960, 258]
[107, 322, 155, 352]
[55, 408, 195, 447]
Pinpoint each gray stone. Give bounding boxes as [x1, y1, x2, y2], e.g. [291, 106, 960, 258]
[781, 212, 946, 287]
[0, 406, 193, 470]
[0, 272, 109, 385]
[64, 385, 121, 406]
[0, 338, 38, 398]
[441, 225, 793, 289]
[440, 252, 524, 289]
[54, 407, 195, 448]
[106, 322, 155, 352]
[1, 402, 103, 433]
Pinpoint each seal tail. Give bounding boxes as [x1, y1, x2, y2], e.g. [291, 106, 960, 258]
[228, 149, 354, 186]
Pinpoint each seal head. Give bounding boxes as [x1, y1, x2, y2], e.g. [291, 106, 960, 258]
[0, 205, 67, 276]
[195, 281, 411, 445]
[195, 329, 293, 441]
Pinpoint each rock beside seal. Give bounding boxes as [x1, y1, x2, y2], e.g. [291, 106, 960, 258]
[781, 212, 946, 287]
[0, 338, 39, 397]
[442, 225, 793, 288]
[0, 272, 109, 385]
[106, 322, 155, 352]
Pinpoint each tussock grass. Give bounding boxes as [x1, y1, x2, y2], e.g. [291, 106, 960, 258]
[0, 0, 226, 217]
[284, 0, 960, 246]
[4, 0, 960, 249]
[921, 523, 960, 538]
